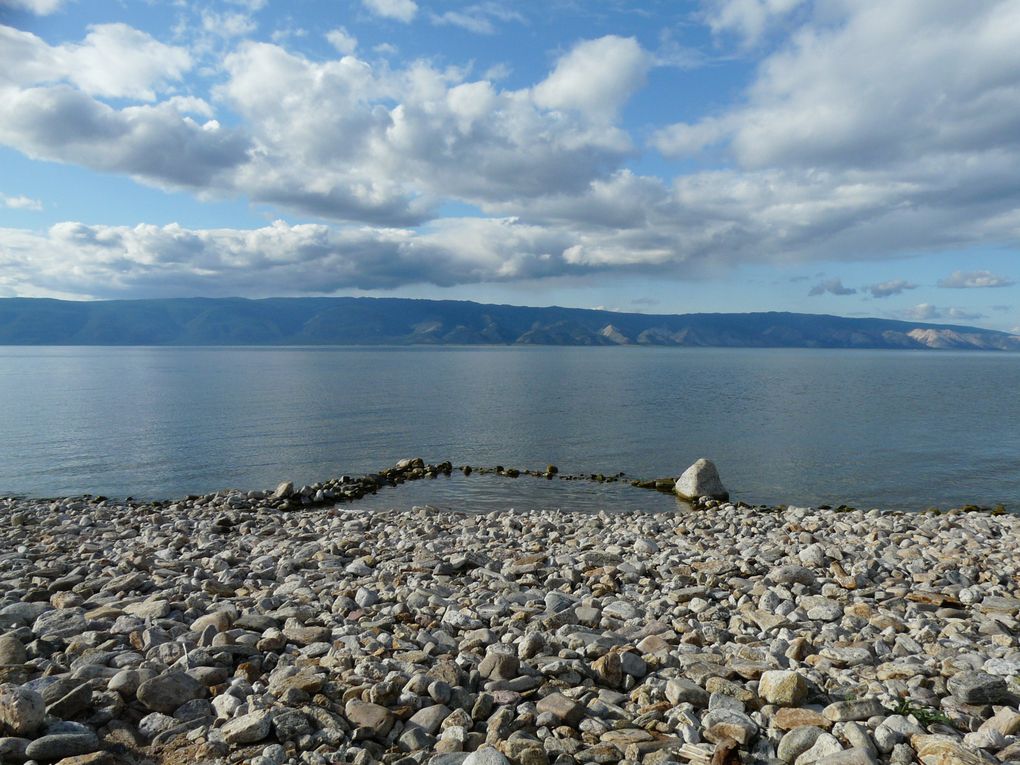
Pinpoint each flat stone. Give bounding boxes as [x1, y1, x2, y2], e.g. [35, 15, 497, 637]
[774, 708, 833, 730]
[912, 735, 990, 765]
[666, 677, 709, 707]
[25, 732, 100, 761]
[221, 710, 272, 744]
[823, 699, 886, 721]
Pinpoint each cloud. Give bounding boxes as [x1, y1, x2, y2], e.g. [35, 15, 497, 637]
[642, 1, 1020, 277]
[362, 0, 417, 23]
[200, 10, 257, 39]
[937, 270, 1015, 289]
[0, 218, 582, 297]
[431, 4, 525, 35]
[1, 193, 42, 210]
[0, 0, 63, 14]
[216, 38, 639, 222]
[4, 5, 1020, 296]
[0, 86, 250, 190]
[867, 279, 917, 298]
[325, 27, 357, 55]
[808, 277, 856, 296]
[1, 23, 191, 101]
[905, 304, 985, 322]
[705, 0, 807, 45]
[532, 36, 652, 122]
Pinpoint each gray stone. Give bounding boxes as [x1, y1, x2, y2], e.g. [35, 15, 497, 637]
[948, 671, 1010, 704]
[25, 731, 100, 760]
[463, 748, 511, 765]
[0, 635, 27, 665]
[0, 737, 30, 762]
[536, 692, 585, 726]
[674, 459, 728, 500]
[345, 699, 394, 737]
[666, 678, 709, 707]
[221, 710, 272, 744]
[779, 727, 827, 763]
[0, 683, 45, 736]
[136, 672, 206, 713]
[407, 704, 451, 734]
[812, 748, 878, 765]
[823, 699, 886, 722]
[478, 652, 519, 680]
[794, 732, 843, 765]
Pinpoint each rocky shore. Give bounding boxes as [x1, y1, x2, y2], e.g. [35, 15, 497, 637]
[1, 461, 1019, 765]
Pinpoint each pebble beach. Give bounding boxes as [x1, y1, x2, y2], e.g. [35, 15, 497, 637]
[1, 460, 1019, 765]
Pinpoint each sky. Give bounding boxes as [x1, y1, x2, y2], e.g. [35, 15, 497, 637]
[0, 0, 1018, 331]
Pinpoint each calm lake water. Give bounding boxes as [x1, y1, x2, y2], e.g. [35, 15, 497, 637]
[1, 346, 1018, 511]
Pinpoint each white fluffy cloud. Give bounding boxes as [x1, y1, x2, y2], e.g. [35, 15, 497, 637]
[532, 36, 651, 123]
[1, 193, 42, 211]
[362, 0, 417, 23]
[0, 23, 191, 101]
[2, 3, 1020, 297]
[325, 27, 358, 55]
[647, 0, 1020, 270]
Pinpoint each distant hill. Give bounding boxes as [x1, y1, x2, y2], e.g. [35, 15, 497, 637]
[0, 297, 1017, 350]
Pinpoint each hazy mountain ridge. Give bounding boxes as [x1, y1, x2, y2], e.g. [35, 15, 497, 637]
[0, 297, 1017, 350]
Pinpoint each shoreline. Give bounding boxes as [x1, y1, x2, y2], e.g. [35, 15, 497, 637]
[1, 472, 1018, 765]
[1, 458, 1011, 516]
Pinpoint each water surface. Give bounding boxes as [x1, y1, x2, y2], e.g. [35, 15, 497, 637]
[1, 346, 1018, 511]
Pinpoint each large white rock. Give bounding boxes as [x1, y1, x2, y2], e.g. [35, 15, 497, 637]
[674, 458, 729, 500]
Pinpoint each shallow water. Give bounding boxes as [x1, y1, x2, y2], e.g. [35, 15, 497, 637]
[1, 345, 1018, 510]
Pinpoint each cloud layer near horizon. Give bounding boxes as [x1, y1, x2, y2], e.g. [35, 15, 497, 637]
[1, 0, 1019, 299]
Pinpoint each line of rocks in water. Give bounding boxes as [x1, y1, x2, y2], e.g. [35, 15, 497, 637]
[0, 462, 1018, 765]
[15, 459, 1007, 516]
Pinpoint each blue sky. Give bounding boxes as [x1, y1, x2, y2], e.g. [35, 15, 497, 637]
[0, 0, 1018, 331]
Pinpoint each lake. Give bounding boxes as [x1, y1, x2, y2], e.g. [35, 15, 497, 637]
[1, 346, 1018, 511]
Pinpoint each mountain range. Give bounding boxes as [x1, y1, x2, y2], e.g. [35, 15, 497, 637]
[0, 297, 1017, 350]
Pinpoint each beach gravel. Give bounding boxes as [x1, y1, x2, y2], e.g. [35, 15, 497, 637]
[0, 460, 1018, 765]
